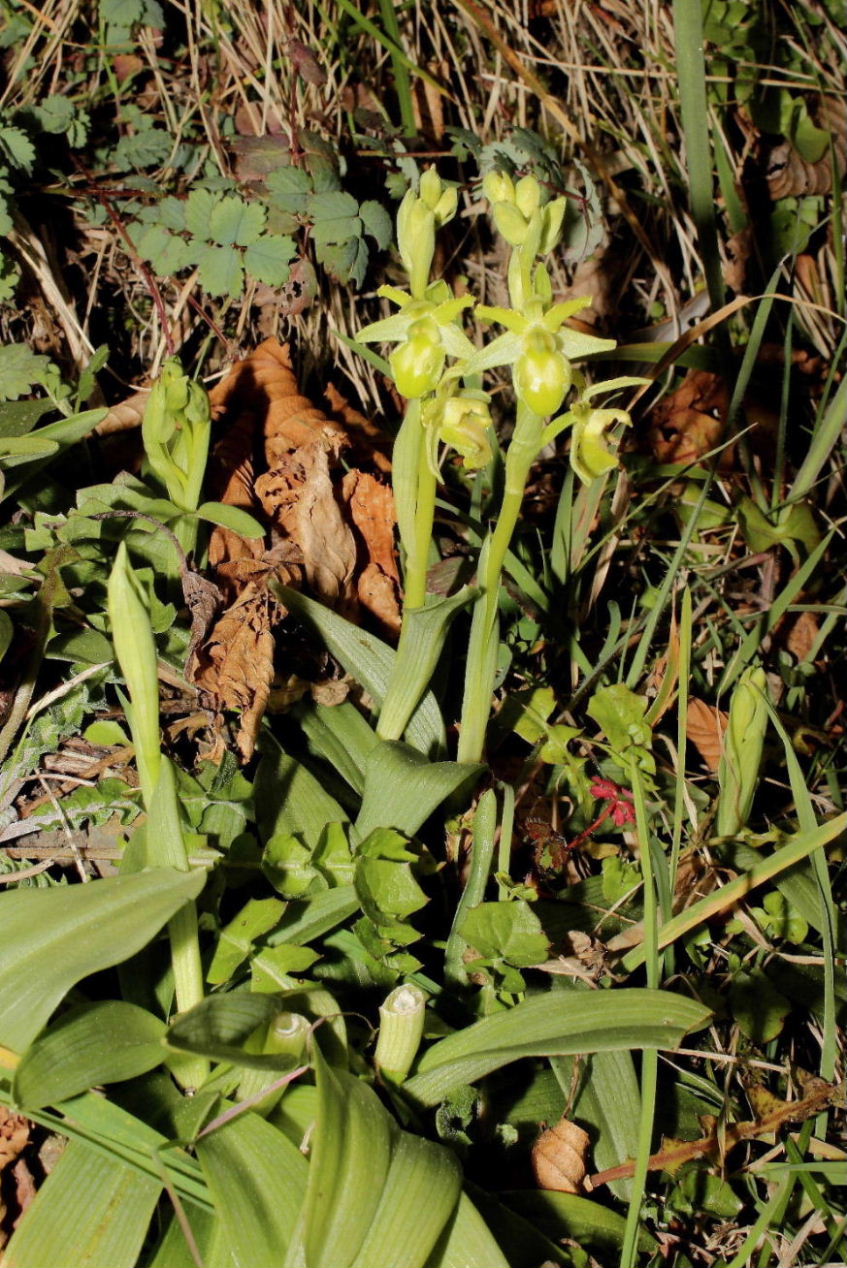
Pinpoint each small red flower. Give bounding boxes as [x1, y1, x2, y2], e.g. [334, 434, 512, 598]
[589, 778, 636, 827]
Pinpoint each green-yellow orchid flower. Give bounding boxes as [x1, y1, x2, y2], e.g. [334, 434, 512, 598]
[424, 390, 493, 472]
[358, 283, 475, 400]
[569, 404, 630, 484]
[464, 296, 616, 417]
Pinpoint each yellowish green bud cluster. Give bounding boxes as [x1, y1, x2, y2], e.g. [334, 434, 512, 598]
[106, 541, 161, 808]
[481, 170, 566, 255]
[142, 358, 211, 513]
[397, 167, 459, 299]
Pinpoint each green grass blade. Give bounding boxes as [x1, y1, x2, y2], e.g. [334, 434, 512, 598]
[3, 1140, 160, 1268]
[425, 1192, 510, 1268]
[672, 0, 724, 313]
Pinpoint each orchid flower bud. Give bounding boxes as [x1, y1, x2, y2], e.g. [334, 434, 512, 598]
[389, 317, 445, 399]
[482, 170, 515, 205]
[539, 197, 567, 254]
[513, 328, 572, 417]
[491, 200, 530, 247]
[515, 175, 542, 218]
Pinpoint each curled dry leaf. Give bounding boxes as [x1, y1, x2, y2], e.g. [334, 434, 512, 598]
[532, 1116, 590, 1194]
[342, 470, 402, 635]
[766, 98, 847, 201]
[94, 388, 151, 436]
[686, 697, 728, 773]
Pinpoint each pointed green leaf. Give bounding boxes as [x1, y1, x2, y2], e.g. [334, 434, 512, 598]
[166, 991, 294, 1069]
[354, 741, 482, 842]
[195, 500, 265, 538]
[426, 1192, 510, 1268]
[404, 988, 712, 1106]
[13, 1002, 166, 1111]
[254, 733, 349, 849]
[0, 867, 205, 1054]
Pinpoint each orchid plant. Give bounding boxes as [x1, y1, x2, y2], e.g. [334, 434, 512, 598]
[357, 166, 642, 762]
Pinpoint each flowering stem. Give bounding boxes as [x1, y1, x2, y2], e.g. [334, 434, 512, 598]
[457, 406, 541, 763]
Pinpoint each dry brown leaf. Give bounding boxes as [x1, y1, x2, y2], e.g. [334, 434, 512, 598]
[342, 470, 401, 634]
[648, 369, 730, 466]
[686, 697, 728, 773]
[323, 383, 392, 474]
[532, 1116, 590, 1193]
[0, 1108, 30, 1170]
[293, 445, 357, 610]
[192, 582, 275, 762]
[723, 226, 752, 294]
[787, 610, 819, 662]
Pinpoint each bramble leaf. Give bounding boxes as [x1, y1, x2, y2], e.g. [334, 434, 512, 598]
[210, 194, 266, 246]
[196, 242, 243, 296]
[0, 125, 36, 172]
[360, 200, 392, 249]
[244, 234, 296, 285]
[0, 345, 56, 401]
[184, 188, 220, 240]
[307, 190, 358, 222]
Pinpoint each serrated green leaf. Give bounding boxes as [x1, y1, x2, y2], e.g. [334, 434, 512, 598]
[306, 190, 357, 221]
[195, 242, 244, 296]
[100, 0, 144, 22]
[134, 223, 191, 275]
[312, 214, 362, 247]
[156, 195, 186, 231]
[267, 166, 313, 215]
[209, 194, 266, 246]
[359, 199, 393, 249]
[13, 1002, 166, 1110]
[113, 128, 171, 170]
[0, 345, 56, 402]
[184, 187, 219, 240]
[317, 235, 368, 286]
[0, 125, 36, 172]
[33, 94, 75, 134]
[0, 867, 205, 1054]
[244, 233, 296, 285]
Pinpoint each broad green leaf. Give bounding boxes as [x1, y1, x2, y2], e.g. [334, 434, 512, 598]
[196, 242, 243, 296]
[254, 734, 349, 849]
[273, 583, 445, 755]
[460, 900, 550, 968]
[196, 1111, 308, 1265]
[350, 1131, 462, 1268]
[244, 234, 296, 285]
[505, 1190, 656, 1253]
[729, 969, 791, 1043]
[318, 235, 368, 286]
[195, 500, 265, 537]
[209, 194, 266, 246]
[0, 609, 12, 662]
[0, 344, 55, 401]
[312, 214, 363, 247]
[267, 884, 360, 947]
[378, 589, 475, 742]
[13, 1002, 166, 1111]
[147, 1210, 215, 1268]
[3, 1140, 160, 1268]
[0, 867, 205, 1055]
[267, 166, 313, 215]
[587, 683, 654, 773]
[354, 740, 482, 843]
[207, 896, 285, 984]
[404, 988, 712, 1106]
[0, 399, 51, 438]
[0, 435, 57, 462]
[296, 700, 380, 794]
[286, 1047, 392, 1268]
[355, 828, 428, 944]
[425, 1192, 509, 1268]
[306, 190, 358, 221]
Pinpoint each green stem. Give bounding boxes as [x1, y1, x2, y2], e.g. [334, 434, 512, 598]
[457, 419, 539, 764]
[405, 454, 438, 610]
[619, 764, 660, 1268]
